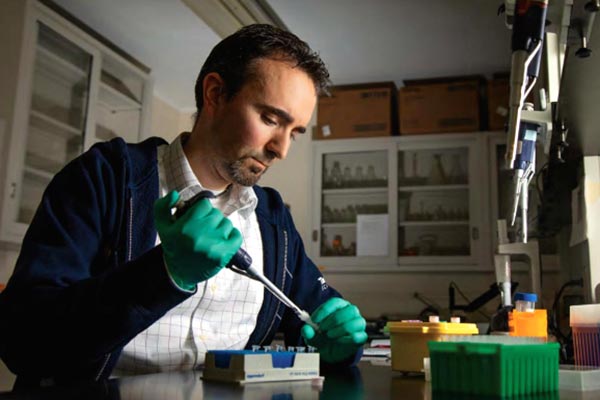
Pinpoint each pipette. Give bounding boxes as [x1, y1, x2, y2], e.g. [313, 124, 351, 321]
[173, 190, 319, 331]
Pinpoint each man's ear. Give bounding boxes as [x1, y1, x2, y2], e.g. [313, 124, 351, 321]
[202, 72, 226, 116]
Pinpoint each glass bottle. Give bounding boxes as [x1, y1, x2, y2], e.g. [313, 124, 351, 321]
[428, 154, 446, 185]
[366, 164, 376, 186]
[342, 166, 352, 188]
[354, 165, 365, 186]
[332, 234, 344, 255]
[412, 153, 419, 179]
[330, 161, 342, 188]
[448, 153, 466, 184]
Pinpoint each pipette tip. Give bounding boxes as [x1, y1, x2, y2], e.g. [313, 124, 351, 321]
[298, 310, 319, 331]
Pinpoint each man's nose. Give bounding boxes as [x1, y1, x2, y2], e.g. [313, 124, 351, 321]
[266, 130, 292, 160]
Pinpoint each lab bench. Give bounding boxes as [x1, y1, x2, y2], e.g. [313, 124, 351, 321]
[0, 360, 594, 400]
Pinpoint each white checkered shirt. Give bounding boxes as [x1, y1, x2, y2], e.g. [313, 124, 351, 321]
[113, 133, 264, 375]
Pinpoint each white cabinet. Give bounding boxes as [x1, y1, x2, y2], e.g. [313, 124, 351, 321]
[0, 1, 152, 243]
[312, 138, 396, 269]
[396, 134, 487, 267]
[310, 133, 490, 271]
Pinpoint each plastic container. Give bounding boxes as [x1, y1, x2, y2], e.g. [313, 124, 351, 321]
[428, 336, 559, 397]
[387, 320, 478, 372]
[509, 309, 548, 339]
[506, 292, 548, 339]
[570, 304, 600, 367]
[514, 292, 537, 312]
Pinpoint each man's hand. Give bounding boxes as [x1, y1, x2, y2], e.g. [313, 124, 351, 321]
[154, 190, 242, 291]
[301, 297, 367, 363]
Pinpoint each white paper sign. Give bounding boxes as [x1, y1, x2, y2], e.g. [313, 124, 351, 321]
[356, 214, 388, 256]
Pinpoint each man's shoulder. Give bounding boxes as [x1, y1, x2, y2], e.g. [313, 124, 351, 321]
[253, 185, 283, 205]
[86, 137, 167, 161]
[80, 136, 166, 176]
[253, 185, 289, 223]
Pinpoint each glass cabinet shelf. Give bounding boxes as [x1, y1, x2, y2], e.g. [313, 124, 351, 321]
[23, 166, 54, 181]
[399, 221, 469, 227]
[30, 109, 81, 138]
[324, 187, 388, 195]
[322, 223, 356, 228]
[99, 81, 142, 112]
[36, 45, 87, 81]
[398, 184, 468, 192]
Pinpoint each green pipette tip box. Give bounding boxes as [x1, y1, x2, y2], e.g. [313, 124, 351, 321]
[428, 338, 559, 398]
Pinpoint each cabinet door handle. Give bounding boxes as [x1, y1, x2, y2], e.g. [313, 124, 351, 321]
[471, 227, 479, 240]
[312, 229, 319, 242]
[9, 182, 17, 198]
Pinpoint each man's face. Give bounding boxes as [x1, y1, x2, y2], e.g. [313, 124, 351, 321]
[208, 58, 317, 187]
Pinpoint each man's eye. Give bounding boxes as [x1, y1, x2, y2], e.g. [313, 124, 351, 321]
[262, 115, 277, 126]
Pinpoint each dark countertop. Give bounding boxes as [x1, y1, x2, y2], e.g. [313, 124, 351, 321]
[0, 360, 428, 400]
[0, 360, 591, 400]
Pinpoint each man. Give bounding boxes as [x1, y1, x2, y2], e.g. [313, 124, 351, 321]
[0, 24, 367, 387]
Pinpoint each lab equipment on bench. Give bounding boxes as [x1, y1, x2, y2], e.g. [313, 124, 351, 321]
[505, 0, 547, 171]
[508, 292, 548, 339]
[173, 190, 319, 331]
[510, 118, 541, 242]
[495, 219, 542, 302]
[570, 304, 600, 367]
[202, 347, 321, 384]
[504, 0, 549, 243]
[386, 318, 478, 373]
[428, 335, 558, 398]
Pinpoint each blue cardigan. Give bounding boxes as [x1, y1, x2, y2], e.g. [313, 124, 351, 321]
[0, 137, 353, 386]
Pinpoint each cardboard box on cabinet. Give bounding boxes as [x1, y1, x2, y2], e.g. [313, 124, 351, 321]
[315, 82, 398, 140]
[398, 77, 484, 135]
[487, 78, 510, 131]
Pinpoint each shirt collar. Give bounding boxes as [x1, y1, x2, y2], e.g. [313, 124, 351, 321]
[162, 133, 258, 217]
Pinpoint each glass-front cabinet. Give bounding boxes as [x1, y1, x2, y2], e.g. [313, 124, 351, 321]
[95, 54, 147, 144]
[0, 2, 152, 243]
[397, 137, 481, 265]
[312, 138, 396, 268]
[311, 134, 487, 271]
[18, 21, 93, 225]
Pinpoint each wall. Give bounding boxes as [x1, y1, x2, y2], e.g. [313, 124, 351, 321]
[151, 95, 182, 142]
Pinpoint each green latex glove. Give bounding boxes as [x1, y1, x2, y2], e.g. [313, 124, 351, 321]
[154, 190, 243, 291]
[301, 297, 368, 363]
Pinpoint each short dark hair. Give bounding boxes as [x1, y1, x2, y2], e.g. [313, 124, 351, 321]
[194, 24, 330, 113]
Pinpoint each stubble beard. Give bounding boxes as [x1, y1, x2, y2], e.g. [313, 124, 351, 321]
[223, 157, 267, 187]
